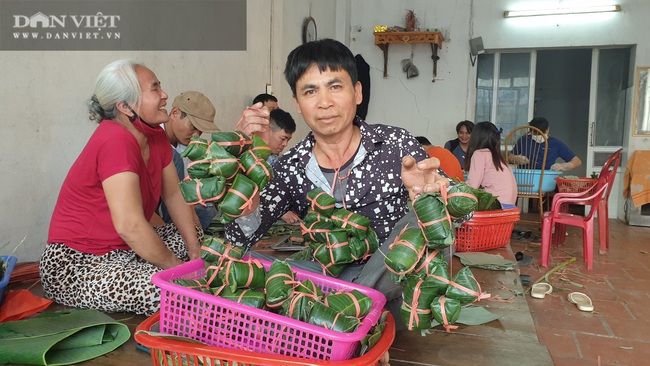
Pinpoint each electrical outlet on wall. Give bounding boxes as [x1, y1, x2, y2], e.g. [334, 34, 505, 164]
[266, 83, 273, 94]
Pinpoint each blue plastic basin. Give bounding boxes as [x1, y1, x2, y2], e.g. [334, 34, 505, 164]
[512, 169, 562, 193]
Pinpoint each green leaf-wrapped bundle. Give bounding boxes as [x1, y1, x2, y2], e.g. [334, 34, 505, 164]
[248, 134, 272, 160]
[413, 249, 450, 295]
[173, 278, 211, 294]
[312, 230, 354, 274]
[219, 173, 259, 223]
[312, 246, 348, 277]
[300, 221, 335, 243]
[265, 260, 296, 308]
[430, 296, 462, 332]
[304, 211, 333, 226]
[308, 302, 361, 333]
[445, 266, 489, 305]
[349, 228, 379, 261]
[179, 176, 227, 207]
[446, 183, 478, 219]
[330, 208, 371, 239]
[384, 227, 426, 279]
[279, 292, 314, 321]
[181, 135, 209, 161]
[204, 263, 226, 288]
[211, 130, 252, 156]
[218, 287, 266, 309]
[203, 142, 240, 181]
[239, 150, 273, 191]
[324, 289, 373, 318]
[201, 236, 245, 264]
[220, 259, 266, 293]
[186, 159, 212, 179]
[472, 188, 503, 211]
[413, 193, 454, 248]
[306, 187, 336, 217]
[295, 278, 323, 300]
[400, 276, 439, 330]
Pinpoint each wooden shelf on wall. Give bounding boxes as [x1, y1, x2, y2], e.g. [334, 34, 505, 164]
[373, 31, 445, 82]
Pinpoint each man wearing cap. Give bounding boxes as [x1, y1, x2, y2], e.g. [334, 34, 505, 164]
[158, 91, 220, 230]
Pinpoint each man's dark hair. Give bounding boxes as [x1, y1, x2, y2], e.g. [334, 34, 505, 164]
[416, 136, 432, 145]
[529, 117, 549, 133]
[284, 38, 358, 96]
[269, 108, 296, 133]
[252, 93, 278, 105]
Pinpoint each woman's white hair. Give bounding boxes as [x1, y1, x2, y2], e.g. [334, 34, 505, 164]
[88, 59, 143, 123]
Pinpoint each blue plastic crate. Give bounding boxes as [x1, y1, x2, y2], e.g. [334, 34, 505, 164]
[0, 255, 18, 307]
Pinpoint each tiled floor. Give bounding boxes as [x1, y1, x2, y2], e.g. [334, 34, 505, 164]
[512, 218, 650, 366]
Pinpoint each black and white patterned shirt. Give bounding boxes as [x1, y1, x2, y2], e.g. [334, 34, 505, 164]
[225, 118, 428, 248]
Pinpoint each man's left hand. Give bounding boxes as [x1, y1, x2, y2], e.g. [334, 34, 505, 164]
[236, 102, 270, 140]
[401, 155, 449, 202]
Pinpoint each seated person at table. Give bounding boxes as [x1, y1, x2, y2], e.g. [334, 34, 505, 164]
[226, 38, 448, 331]
[416, 136, 465, 182]
[444, 120, 474, 167]
[465, 122, 517, 206]
[40, 60, 267, 316]
[511, 117, 582, 171]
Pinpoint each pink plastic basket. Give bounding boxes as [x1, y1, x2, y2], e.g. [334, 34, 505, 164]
[152, 258, 387, 361]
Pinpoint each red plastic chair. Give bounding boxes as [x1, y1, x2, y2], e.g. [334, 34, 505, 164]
[541, 182, 609, 270]
[554, 149, 623, 254]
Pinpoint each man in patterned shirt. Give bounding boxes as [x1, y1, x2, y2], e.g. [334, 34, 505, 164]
[227, 39, 447, 332]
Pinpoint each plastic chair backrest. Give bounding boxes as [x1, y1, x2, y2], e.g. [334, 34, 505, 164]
[551, 182, 609, 221]
[505, 125, 549, 196]
[597, 148, 623, 201]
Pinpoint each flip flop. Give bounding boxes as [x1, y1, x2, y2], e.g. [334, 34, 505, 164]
[568, 292, 594, 312]
[531, 282, 553, 299]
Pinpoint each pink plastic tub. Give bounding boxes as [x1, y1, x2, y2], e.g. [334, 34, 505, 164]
[152, 258, 387, 361]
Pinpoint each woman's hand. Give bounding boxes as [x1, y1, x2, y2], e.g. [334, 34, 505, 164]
[281, 211, 301, 224]
[401, 155, 448, 202]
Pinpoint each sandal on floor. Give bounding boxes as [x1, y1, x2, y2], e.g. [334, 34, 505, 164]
[531, 283, 553, 299]
[568, 292, 594, 312]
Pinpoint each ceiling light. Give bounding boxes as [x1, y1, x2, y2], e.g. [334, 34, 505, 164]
[504, 5, 621, 18]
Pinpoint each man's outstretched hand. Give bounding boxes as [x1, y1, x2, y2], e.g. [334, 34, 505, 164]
[236, 102, 271, 140]
[401, 155, 449, 202]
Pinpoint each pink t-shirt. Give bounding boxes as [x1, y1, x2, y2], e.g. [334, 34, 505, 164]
[466, 149, 517, 205]
[48, 120, 172, 255]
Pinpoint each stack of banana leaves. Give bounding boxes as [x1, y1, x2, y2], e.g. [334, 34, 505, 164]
[171, 238, 379, 336]
[179, 131, 273, 223]
[298, 188, 379, 277]
[384, 183, 500, 332]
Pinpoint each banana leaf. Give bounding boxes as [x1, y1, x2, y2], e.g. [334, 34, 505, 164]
[180, 135, 209, 161]
[431, 296, 462, 332]
[445, 266, 489, 305]
[306, 187, 336, 217]
[204, 263, 226, 288]
[201, 236, 245, 265]
[220, 259, 267, 293]
[400, 276, 439, 331]
[219, 173, 259, 224]
[203, 142, 240, 182]
[308, 302, 361, 333]
[300, 221, 334, 243]
[413, 193, 454, 248]
[323, 289, 373, 318]
[303, 211, 333, 225]
[186, 159, 212, 179]
[472, 188, 503, 211]
[265, 260, 296, 308]
[413, 249, 450, 295]
[248, 134, 272, 160]
[295, 278, 323, 300]
[330, 208, 371, 240]
[349, 228, 379, 261]
[239, 150, 273, 190]
[312, 243, 349, 277]
[179, 176, 227, 207]
[218, 287, 266, 309]
[446, 183, 478, 219]
[312, 230, 353, 265]
[358, 311, 388, 357]
[279, 292, 314, 321]
[172, 278, 211, 294]
[211, 130, 252, 156]
[384, 227, 426, 280]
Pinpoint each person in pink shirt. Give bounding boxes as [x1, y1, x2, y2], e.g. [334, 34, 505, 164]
[465, 121, 517, 206]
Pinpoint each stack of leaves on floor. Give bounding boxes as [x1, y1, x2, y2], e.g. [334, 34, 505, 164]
[384, 182, 494, 333]
[297, 188, 379, 276]
[179, 131, 273, 223]
[171, 235, 375, 335]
